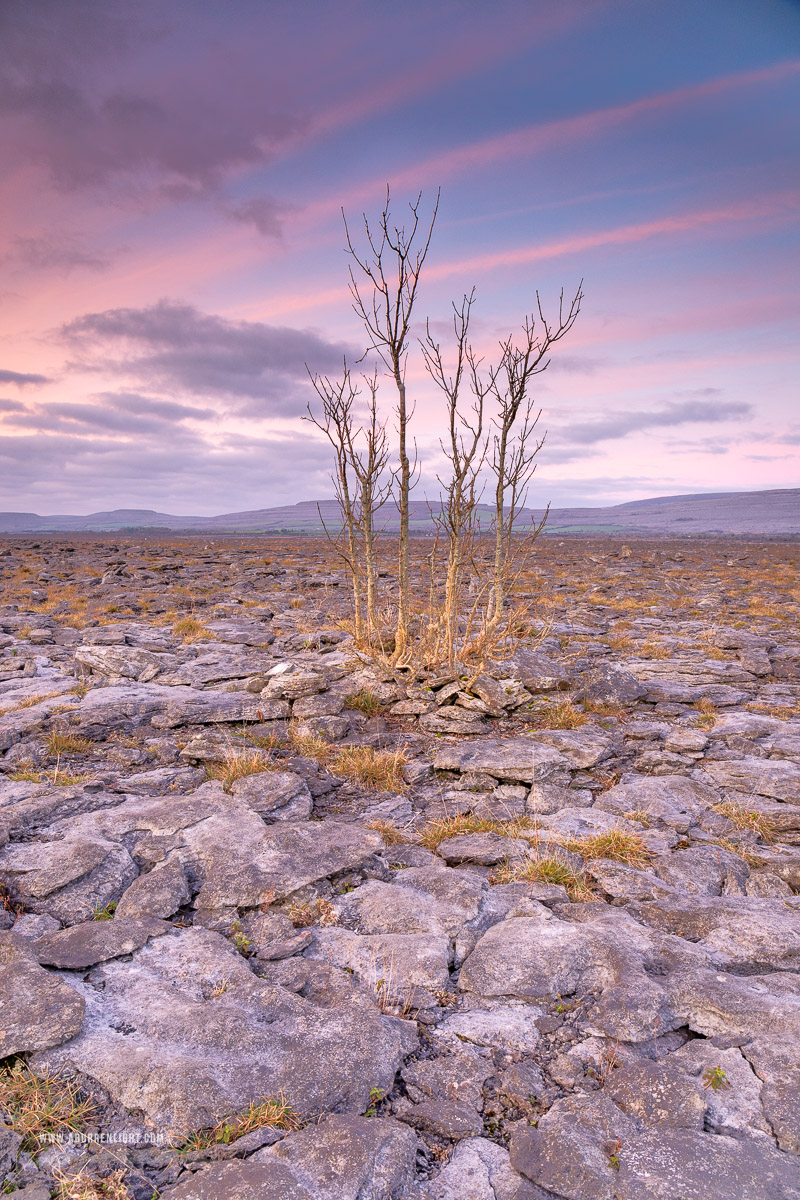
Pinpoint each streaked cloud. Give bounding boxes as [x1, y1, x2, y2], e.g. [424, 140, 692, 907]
[0, 368, 52, 387]
[554, 399, 751, 446]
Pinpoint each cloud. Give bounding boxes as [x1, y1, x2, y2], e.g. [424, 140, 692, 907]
[0, 368, 52, 386]
[3, 233, 112, 273]
[60, 300, 355, 415]
[0, 390, 217, 438]
[555, 399, 752, 445]
[223, 195, 293, 239]
[0, 0, 304, 224]
[545, 354, 607, 375]
[0, 426, 333, 513]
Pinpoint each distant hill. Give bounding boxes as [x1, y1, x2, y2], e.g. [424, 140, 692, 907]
[0, 488, 797, 536]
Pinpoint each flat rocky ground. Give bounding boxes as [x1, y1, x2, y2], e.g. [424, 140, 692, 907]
[0, 535, 799, 1200]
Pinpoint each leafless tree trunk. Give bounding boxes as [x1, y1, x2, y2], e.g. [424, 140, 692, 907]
[346, 371, 392, 634]
[305, 364, 364, 639]
[489, 285, 583, 621]
[305, 364, 392, 645]
[343, 187, 439, 659]
[421, 290, 488, 670]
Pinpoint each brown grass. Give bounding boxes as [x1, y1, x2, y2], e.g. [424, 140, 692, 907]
[205, 749, 272, 791]
[344, 689, 385, 717]
[53, 1168, 132, 1200]
[0, 1060, 96, 1153]
[419, 812, 537, 851]
[45, 729, 93, 756]
[711, 837, 766, 868]
[286, 898, 338, 927]
[582, 700, 631, 724]
[562, 828, 652, 868]
[694, 698, 718, 730]
[0, 690, 69, 716]
[492, 853, 594, 901]
[172, 615, 215, 642]
[745, 702, 800, 720]
[332, 745, 408, 791]
[638, 639, 671, 659]
[366, 819, 408, 845]
[711, 801, 778, 843]
[622, 808, 653, 828]
[178, 1094, 303, 1152]
[528, 698, 587, 730]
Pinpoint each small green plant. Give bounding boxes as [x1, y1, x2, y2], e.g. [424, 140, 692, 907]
[229, 920, 252, 956]
[608, 1137, 622, 1170]
[92, 901, 117, 921]
[364, 1086, 386, 1117]
[702, 1066, 731, 1092]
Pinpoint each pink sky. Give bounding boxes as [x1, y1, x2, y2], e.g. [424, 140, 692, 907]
[0, 0, 798, 514]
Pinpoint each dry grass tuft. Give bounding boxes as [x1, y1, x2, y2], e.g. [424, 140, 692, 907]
[582, 700, 631, 724]
[562, 828, 653, 869]
[711, 837, 766, 868]
[54, 1168, 132, 1200]
[286, 898, 338, 927]
[694, 698, 718, 730]
[289, 728, 333, 762]
[528, 698, 587, 730]
[418, 812, 537, 851]
[622, 808, 653, 828]
[332, 745, 408, 791]
[0, 690, 65, 716]
[45, 729, 93, 756]
[172, 615, 215, 642]
[205, 749, 272, 791]
[344, 689, 385, 717]
[366, 819, 408, 845]
[745, 701, 800, 720]
[711, 801, 778, 843]
[638, 639, 671, 659]
[492, 854, 594, 902]
[0, 1060, 96, 1153]
[179, 1094, 303, 1152]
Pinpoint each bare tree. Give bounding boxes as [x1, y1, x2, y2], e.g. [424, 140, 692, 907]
[305, 365, 364, 639]
[343, 187, 440, 659]
[421, 290, 489, 670]
[305, 365, 392, 643]
[488, 285, 583, 622]
[346, 370, 392, 633]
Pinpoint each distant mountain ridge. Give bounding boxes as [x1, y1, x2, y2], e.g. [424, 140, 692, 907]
[0, 488, 797, 536]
